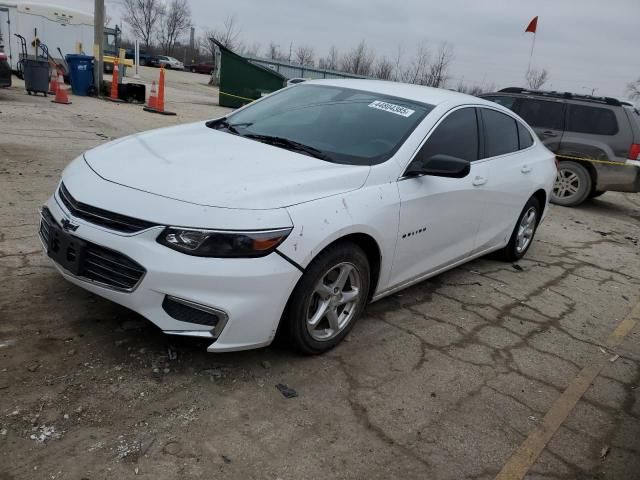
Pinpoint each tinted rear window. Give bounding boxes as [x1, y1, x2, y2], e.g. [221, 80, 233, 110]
[517, 99, 565, 130]
[483, 96, 517, 110]
[517, 122, 534, 149]
[566, 104, 618, 135]
[481, 109, 519, 158]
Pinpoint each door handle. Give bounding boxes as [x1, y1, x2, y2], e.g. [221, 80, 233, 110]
[542, 130, 557, 138]
[521, 164, 532, 174]
[472, 175, 488, 186]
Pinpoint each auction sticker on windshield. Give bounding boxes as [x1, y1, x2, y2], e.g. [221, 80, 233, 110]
[368, 100, 415, 117]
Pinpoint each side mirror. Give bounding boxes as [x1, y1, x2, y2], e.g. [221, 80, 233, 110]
[404, 154, 471, 179]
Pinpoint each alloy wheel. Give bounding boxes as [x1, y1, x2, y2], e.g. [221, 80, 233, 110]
[306, 262, 361, 341]
[516, 207, 537, 253]
[553, 169, 581, 199]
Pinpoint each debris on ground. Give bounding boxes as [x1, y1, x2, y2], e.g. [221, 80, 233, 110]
[30, 425, 61, 443]
[275, 383, 298, 398]
[512, 264, 523, 271]
[261, 361, 272, 369]
[167, 346, 178, 361]
[222, 455, 232, 464]
[609, 354, 620, 363]
[600, 445, 610, 459]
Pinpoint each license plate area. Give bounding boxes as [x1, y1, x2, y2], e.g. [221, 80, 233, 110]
[44, 216, 87, 276]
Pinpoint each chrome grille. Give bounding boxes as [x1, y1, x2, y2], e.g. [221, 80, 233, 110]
[58, 183, 157, 234]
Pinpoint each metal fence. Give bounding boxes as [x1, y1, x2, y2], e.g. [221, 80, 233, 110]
[246, 57, 366, 81]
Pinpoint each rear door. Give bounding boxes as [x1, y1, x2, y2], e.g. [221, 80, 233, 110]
[514, 97, 565, 152]
[474, 107, 536, 251]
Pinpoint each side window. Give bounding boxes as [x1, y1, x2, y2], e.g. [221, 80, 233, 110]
[517, 121, 534, 149]
[483, 96, 517, 110]
[517, 99, 564, 130]
[480, 109, 519, 158]
[417, 108, 479, 163]
[566, 105, 618, 135]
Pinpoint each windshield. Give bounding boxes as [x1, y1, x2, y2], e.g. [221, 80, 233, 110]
[208, 84, 433, 165]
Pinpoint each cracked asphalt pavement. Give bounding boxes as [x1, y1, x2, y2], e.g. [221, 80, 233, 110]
[1, 76, 640, 479]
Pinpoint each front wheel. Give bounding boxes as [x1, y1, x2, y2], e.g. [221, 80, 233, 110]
[497, 196, 541, 262]
[284, 242, 370, 354]
[551, 161, 592, 206]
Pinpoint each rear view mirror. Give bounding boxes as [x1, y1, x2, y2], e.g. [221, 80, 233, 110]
[405, 154, 471, 179]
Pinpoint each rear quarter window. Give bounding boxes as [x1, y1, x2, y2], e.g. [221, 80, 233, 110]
[566, 104, 618, 135]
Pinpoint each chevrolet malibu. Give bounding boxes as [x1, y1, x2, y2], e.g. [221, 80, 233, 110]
[40, 80, 556, 354]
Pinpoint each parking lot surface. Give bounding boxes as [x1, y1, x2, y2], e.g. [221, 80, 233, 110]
[1, 75, 639, 479]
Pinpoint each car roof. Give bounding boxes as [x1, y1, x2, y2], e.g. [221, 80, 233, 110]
[305, 79, 494, 107]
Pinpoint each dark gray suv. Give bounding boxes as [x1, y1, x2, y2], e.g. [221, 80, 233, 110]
[481, 88, 640, 206]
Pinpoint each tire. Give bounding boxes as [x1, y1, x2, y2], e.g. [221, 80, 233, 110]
[284, 242, 370, 354]
[551, 161, 592, 207]
[497, 196, 541, 262]
[589, 190, 606, 199]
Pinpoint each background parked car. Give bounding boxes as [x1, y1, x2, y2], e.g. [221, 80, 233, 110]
[0, 49, 11, 88]
[481, 88, 640, 206]
[124, 48, 153, 66]
[156, 56, 184, 70]
[188, 61, 215, 74]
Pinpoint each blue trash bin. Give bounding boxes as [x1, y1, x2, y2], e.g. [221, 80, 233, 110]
[65, 54, 95, 96]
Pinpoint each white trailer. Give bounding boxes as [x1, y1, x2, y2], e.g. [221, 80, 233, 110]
[0, 1, 93, 71]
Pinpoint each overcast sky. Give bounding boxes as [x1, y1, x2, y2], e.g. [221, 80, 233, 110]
[33, 0, 638, 98]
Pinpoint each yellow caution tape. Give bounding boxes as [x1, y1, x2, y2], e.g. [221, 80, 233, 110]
[219, 90, 256, 103]
[556, 154, 638, 167]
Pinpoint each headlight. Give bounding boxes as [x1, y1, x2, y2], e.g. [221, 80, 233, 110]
[157, 227, 292, 258]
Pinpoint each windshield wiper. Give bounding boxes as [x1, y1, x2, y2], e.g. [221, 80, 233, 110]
[208, 118, 253, 135]
[242, 134, 332, 161]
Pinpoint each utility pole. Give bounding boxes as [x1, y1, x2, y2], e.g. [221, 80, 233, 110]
[94, 0, 104, 93]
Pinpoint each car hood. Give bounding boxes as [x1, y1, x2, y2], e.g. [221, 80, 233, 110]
[84, 122, 370, 210]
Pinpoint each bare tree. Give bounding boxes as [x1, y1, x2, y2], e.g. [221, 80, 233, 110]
[242, 42, 261, 58]
[400, 43, 430, 84]
[122, 0, 164, 49]
[373, 57, 394, 80]
[454, 79, 485, 96]
[200, 29, 216, 59]
[627, 78, 640, 101]
[318, 45, 339, 71]
[267, 42, 281, 60]
[340, 40, 374, 76]
[214, 14, 241, 51]
[425, 42, 453, 88]
[525, 68, 549, 89]
[294, 45, 315, 66]
[157, 0, 191, 55]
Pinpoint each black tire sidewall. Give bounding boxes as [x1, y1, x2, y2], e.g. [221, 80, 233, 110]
[552, 161, 592, 207]
[285, 242, 370, 354]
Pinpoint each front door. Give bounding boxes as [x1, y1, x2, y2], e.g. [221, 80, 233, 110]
[390, 107, 490, 288]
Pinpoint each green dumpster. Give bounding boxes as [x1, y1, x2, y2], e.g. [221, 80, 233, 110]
[211, 39, 286, 108]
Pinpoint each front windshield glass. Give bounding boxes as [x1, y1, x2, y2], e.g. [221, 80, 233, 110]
[209, 85, 434, 165]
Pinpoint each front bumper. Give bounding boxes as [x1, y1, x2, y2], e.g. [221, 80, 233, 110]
[41, 194, 302, 352]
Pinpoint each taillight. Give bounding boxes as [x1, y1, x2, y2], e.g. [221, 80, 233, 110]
[0, 52, 6, 61]
[629, 144, 640, 161]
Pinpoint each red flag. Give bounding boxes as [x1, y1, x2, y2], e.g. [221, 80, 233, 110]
[525, 16, 538, 34]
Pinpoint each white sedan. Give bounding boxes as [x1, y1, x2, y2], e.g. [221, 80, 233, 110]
[40, 80, 557, 354]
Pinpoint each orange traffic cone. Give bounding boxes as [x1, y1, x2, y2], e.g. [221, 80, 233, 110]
[51, 71, 71, 105]
[147, 80, 157, 109]
[143, 66, 176, 115]
[108, 59, 124, 102]
[48, 69, 58, 95]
